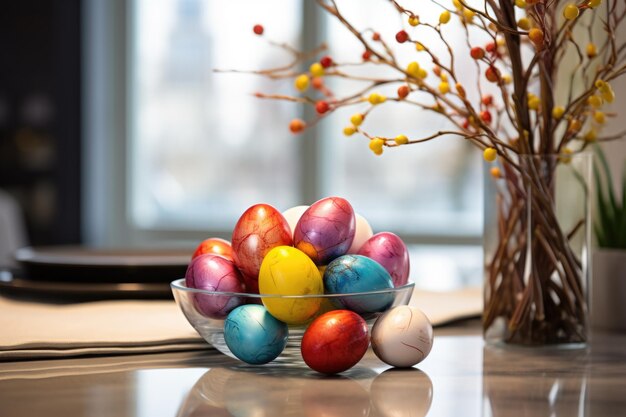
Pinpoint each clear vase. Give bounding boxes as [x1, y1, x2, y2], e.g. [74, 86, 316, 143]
[483, 153, 591, 346]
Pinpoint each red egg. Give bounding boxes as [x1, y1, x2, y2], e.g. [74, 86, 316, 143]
[358, 232, 410, 287]
[301, 310, 369, 374]
[294, 196, 355, 265]
[231, 204, 293, 293]
[191, 237, 234, 261]
[185, 254, 245, 318]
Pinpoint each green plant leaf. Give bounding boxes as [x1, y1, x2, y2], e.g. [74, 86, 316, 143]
[594, 160, 616, 247]
[596, 144, 619, 215]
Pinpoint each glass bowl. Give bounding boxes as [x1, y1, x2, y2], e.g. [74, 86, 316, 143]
[171, 278, 415, 364]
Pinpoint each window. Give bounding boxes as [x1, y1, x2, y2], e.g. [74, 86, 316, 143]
[85, 0, 484, 289]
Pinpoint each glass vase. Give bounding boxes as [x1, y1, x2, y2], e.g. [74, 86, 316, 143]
[483, 153, 591, 346]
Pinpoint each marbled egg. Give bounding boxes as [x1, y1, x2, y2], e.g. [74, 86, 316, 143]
[294, 196, 355, 265]
[358, 232, 410, 287]
[347, 213, 374, 254]
[185, 254, 245, 319]
[324, 254, 394, 314]
[301, 310, 369, 374]
[282, 205, 309, 238]
[258, 246, 323, 324]
[223, 304, 288, 364]
[231, 204, 293, 293]
[191, 237, 234, 261]
[371, 305, 434, 368]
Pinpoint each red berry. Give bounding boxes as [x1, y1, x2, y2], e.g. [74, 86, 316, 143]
[362, 50, 372, 61]
[289, 118, 306, 133]
[462, 119, 470, 129]
[485, 66, 500, 83]
[253, 24, 264, 35]
[316, 100, 330, 114]
[397, 85, 410, 99]
[433, 65, 441, 77]
[395, 30, 409, 43]
[320, 55, 333, 68]
[470, 47, 485, 60]
[485, 42, 497, 54]
[481, 110, 492, 123]
[312, 77, 324, 89]
[482, 94, 494, 106]
[372, 32, 381, 41]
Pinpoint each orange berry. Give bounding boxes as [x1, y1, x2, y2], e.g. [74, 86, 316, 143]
[315, 100, 330, 114]
[397, 85, 410, 99]
[289, 119, 305, 133]
[470, 47, 485, 60]
[528, 28, 544, 46]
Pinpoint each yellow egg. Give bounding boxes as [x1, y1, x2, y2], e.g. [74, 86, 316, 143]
[258, 246, 323, 324]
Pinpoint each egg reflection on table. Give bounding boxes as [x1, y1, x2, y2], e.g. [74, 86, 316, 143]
[370, 368, 434, 417]
[371, 305, 434, 368]
[223, 304, 288, 365]
[185, 254, 245, 319]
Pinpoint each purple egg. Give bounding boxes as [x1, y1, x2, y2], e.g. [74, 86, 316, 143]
[358, 232, 410, 287]
[185, 254, 245, 319]
[294, 197, 356, 265]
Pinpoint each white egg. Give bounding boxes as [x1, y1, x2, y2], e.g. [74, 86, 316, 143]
[347, 213, 373, 253]
[281, 205, 309, 238]
[371, 305, 433, 368]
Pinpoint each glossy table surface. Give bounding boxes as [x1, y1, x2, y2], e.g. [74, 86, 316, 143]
[1, 322, 625, 417]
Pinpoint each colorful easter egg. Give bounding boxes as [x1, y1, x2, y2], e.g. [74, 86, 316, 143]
[185, 254, 245, 318]
[223, 304, 288, 364]
[301, 310, 369, 374]
[282, 205, 309, 238]
[324, 254, 394, 314]
[231, 204, 293, 293]
[371, 305, 434, 368]
[258, 246, 323, 324]
[191, 237, 234, 261]
[358, 232, 410, 287]
[294, 196, 355, 265]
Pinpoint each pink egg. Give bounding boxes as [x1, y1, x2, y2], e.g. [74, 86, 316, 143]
[357, 232, 410, 287]
[231, 203, 293, 293]
[185, 254, 245, 318]
[294, 197, 355, 265]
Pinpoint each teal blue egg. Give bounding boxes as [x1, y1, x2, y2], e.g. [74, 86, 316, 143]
[324, 254, 394, 314]
[224, 304, 288, 364]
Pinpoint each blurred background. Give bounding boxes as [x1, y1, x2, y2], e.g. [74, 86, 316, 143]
[1, 0, 624, 291]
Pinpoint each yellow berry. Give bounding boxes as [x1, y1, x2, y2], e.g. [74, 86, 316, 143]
[439, 82, 450, 94]
[369, 138, 385, 155]
[569, 119, 582, 133]
[552, 106, 565, 119]
[417, 68, 428, 79]
[295, 74, 310, 92]
[602, 88, 615, 103]
[586, 43, 597, 58]
[517, 18, 531, 31]
[563, 4, 580, 20]
[463, 9, 475, 22]
[408, 15, 420, 26]
[529, 28, 544, 46]
[406, 61, 421, 78]
[453, 0, 463, 10]
[484, 147, 497, 162]
[515, 0, 527, 8]
[595, 79, 608, 90]
[309, 63, 324, 77]
[490, 167, 501, 178]
[440, 72, 448, 82]
[584, 129, 597, 142]
[343, 126, 356, 136]
[395, 134, 409, 145]
[528, 95, 541, 110]
[439, 10, 451, 24]
[350, 113, 364, 126]
[415, 42, 425, 52]
[587, 95, 603, 108]
[593, 111, 606, 124]
[502, 74, 512, 84]
[559, 148, 573, 164]
[588, 0, 601, 8]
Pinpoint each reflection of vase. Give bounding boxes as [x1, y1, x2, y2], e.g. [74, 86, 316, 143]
[483, 153, 591, 346]
[592, 249, 626, 331]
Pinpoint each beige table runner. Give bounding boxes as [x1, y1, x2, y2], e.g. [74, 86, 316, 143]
[0, 287, 482, 360]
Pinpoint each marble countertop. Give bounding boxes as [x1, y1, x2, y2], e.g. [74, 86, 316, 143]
[1, 322, 625, 417]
